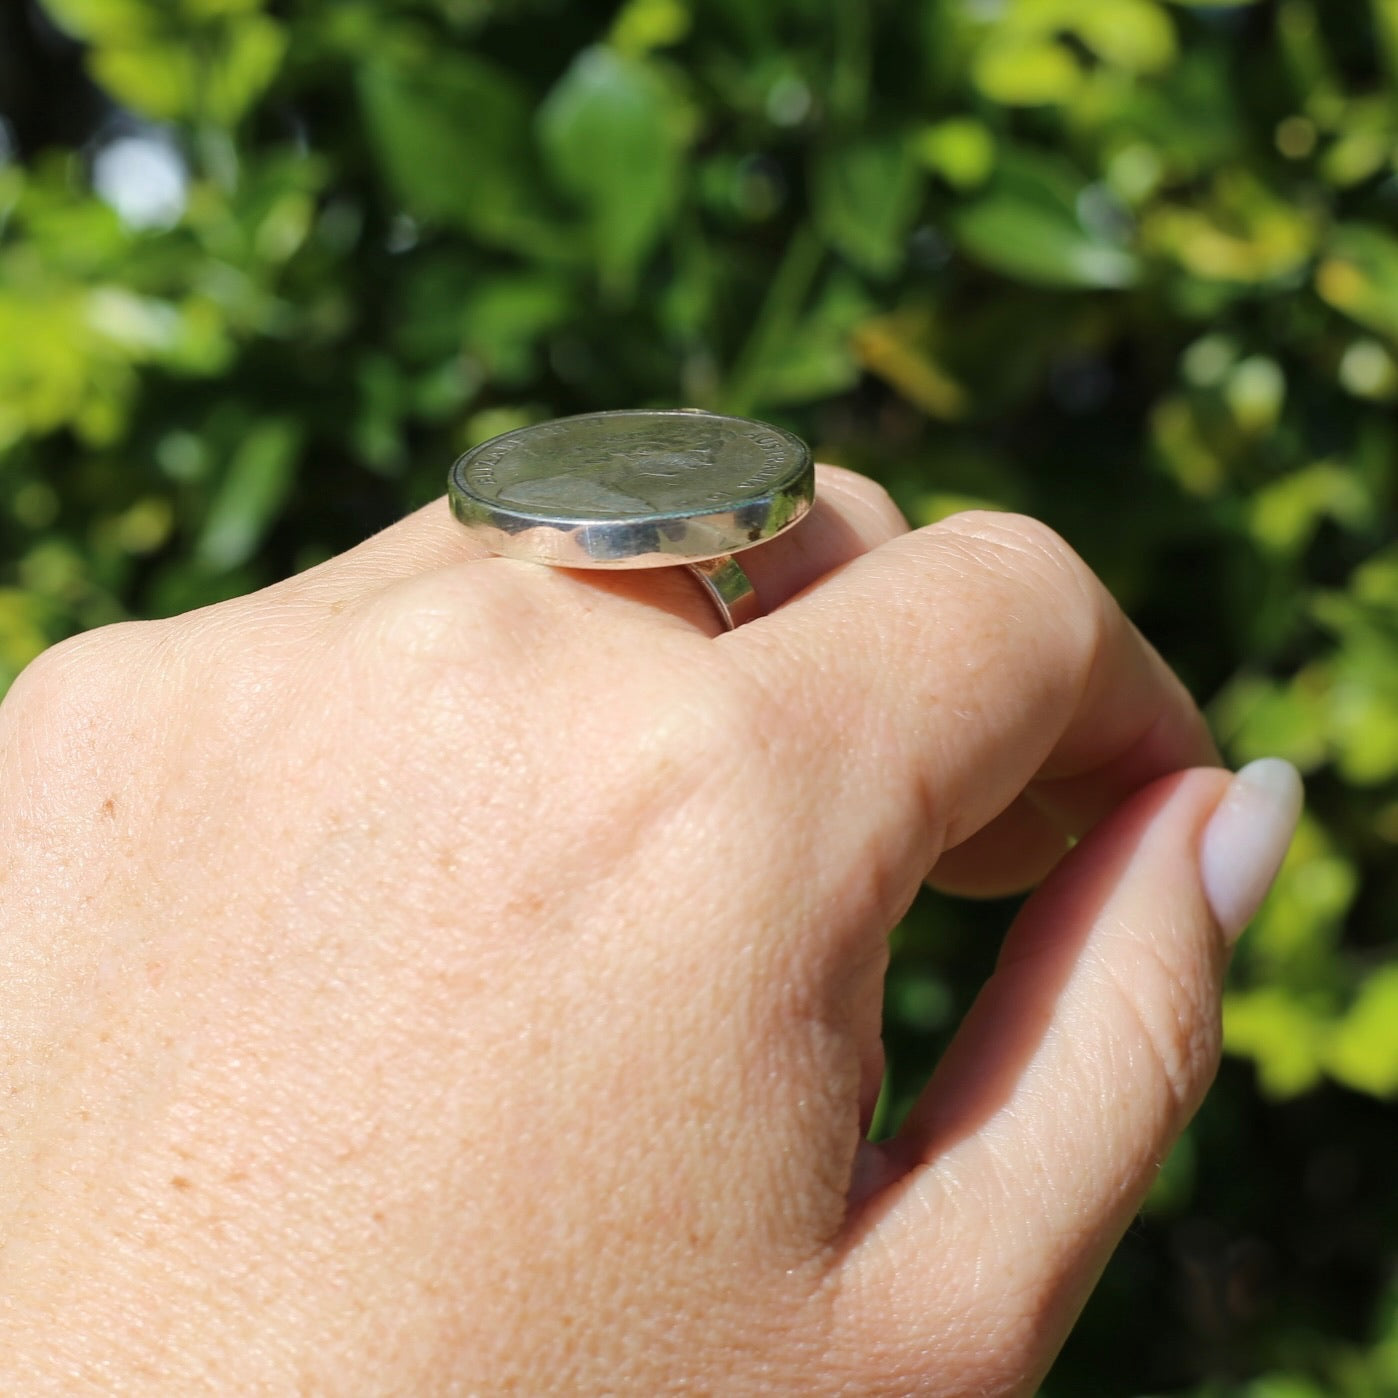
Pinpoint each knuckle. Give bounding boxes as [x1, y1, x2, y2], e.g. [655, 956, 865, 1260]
[928, 509, 1107, 669]
[1102, 929, 1223, 1124]
[331, 566, 524, 731]
[573, 656, 785, 871]
[935, 510, 1096, 605]
[608, 656, 757, 791]
[0, 621, 182, 815]
[2, 621, 159, 732]
[329, 562, 607, 778]
[821, 467, 908, 537]
[356, 559, 567, 677]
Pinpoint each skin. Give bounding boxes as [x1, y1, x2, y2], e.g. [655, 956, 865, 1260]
[0, 467, 1233, 1395]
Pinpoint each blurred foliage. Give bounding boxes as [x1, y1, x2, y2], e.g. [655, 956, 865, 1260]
[2, 0, 1397, 1391]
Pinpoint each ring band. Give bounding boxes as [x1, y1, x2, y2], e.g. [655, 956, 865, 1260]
[686, 555, 761, 631]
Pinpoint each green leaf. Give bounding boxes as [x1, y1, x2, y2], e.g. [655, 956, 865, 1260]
[0, 588, 54, 695]
[1142, 1130, 1196, 1216]
[203, 12, 286, 125]
[38, 0, 159, 44]
[953, 151, 1139, 290]
[358, 47, 560, 256]
[538, 47, 689, 297]
[1327, 966, 1398, 1097]
[196, 417, 302, 571]
[1213, 671, 1332, 771]
[461, 271, 576, 383]
[973, 40, 1083, 107]
[89, 40, 199, 120]
[1147, 170, 1316, 284]
[1074, 1, 1178, 73]
[609, 0, 691, 56]
[759, 273, 870, 406]
[1377, 0, 1398, 81]
[53, 1, 285, 124]
[1241, 815, 1356, 979]
[810, 134, 922, 278]
[916, 118, 995, 190]
[1249, 462, 1370, 555]
[1223, 987, 1330, 1098]
[1318, 225, 1398, 343]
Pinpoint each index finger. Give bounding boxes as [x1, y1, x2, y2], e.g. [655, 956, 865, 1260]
[728, 510, 1219, 913]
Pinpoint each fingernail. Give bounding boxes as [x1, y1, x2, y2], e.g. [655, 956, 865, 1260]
[1199, 758, 1305, 942]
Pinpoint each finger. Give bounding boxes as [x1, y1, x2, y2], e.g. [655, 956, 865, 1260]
[929, 650, 1224, 895]
[730, 512, 1220, 919]
[832, 766, 1300, 1391]
[286, 466, 907, 633]
[927, 793, 1070, 897]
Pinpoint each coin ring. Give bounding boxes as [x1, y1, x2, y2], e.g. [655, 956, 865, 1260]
[447, 409, 815, 630]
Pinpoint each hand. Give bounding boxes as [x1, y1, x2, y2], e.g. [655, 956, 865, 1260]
[0, 469, 1300, 1395]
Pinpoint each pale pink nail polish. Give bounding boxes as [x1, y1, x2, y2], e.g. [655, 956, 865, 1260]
[1199, 758, 1305, 942]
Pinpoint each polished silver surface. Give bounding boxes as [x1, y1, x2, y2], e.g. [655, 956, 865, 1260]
[448, 410, 814, 569]
[686, 555, 761, 631]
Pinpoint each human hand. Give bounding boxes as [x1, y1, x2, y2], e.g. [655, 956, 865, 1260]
[0, 469, 1301, 1394]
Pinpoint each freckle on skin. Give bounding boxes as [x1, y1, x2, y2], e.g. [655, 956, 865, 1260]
[507, 892, 545, 919]
[100, 798, 116, 818]
[171, 1176, 192, 1191]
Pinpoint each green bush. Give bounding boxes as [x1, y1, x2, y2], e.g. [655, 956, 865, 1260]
[2, 0, 1396, 1391]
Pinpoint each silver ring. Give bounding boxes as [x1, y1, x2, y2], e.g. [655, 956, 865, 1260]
[686, 555, 761, 631]
[446, 409, 813, 632]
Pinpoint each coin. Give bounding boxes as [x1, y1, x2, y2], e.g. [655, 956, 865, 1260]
[448, 409, 814, 569]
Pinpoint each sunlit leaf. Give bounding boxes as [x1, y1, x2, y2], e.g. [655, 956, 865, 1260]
[973, 40, 1082, 107]
[1372, 0, 1398, 83]
[1241, 815, 1357, 978]
[1075, 1, 1178, 72]
[55, 1, 285, 124]
[1249, 463, 1370, 555]
[916, 118, 995, 190]
[1211, 670, 1332, 771]
[461, 272, 576, 383]
[1326, 966, 1398, 1097]
[1223, 987, 1330, 1097]
[538, 46, 690, 297]
[196, 417, 302, 570]
[1225, 355, 1286, 435]
[359, 47, 561, 256]
[1318, 225, 1398, 342]
[204, 14, 286, 126]
[609, 0, 691, 56]
[38, 0, 158, 44]
[953, 151, 1138, 289]
[89, 41, 199, 121]
[852, 309, 970, 419]
[1145, 170, 1317, 283]
[0, 589, 54, 695]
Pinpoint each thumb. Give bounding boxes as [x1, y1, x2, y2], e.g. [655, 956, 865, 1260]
[831, 762, 1302, 1395]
